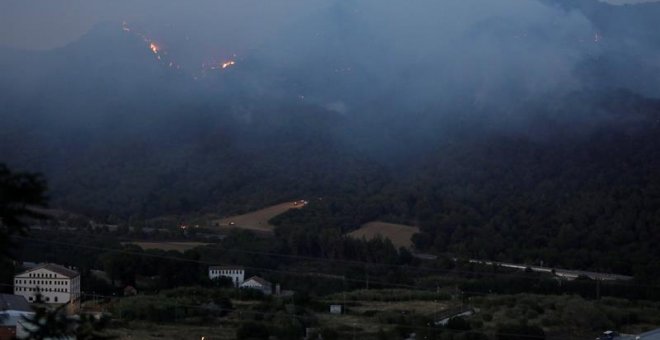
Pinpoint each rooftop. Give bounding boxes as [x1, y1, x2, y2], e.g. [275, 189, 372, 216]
[18, 263, 79, 278]
[209, 266, 244, 271]
[244, 276, 271, 286]
[0, 294, 31, 312]
[638, 328, 660, 340]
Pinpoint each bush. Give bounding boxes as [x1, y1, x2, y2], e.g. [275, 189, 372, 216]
[446, 316, 471, 330]
[496, 323, 545, 340]
[236, 322, 270, 340]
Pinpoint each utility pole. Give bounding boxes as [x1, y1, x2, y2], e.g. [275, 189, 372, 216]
[343, 275, 347, 315]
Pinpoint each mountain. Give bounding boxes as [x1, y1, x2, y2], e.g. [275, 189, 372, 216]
[2, 0, 660, 277]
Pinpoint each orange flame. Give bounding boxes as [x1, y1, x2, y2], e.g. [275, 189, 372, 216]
[221, 60, 236, 69]
[149, 42, 160, 54]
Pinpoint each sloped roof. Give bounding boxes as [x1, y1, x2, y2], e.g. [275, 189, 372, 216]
[243, 276, 271, 287]
[18, 263, 79, 278]
[638, 328, 660, 339]
[209, 265, 244, 271]
[0, 294, 31, 312]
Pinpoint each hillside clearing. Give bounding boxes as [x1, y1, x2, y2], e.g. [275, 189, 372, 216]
[347, 221, 419, 249]
[213, 200, 307, 233]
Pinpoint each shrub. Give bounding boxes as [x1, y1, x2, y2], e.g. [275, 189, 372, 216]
[236, 322, 270, 340]
[496, 323, 545, 340]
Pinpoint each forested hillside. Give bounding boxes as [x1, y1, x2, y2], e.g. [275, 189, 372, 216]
[2, 0, 660, 279]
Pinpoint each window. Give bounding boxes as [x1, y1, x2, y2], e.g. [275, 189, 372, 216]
[54, 297, 58, 302]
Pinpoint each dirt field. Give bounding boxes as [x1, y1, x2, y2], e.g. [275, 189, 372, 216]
[213, 200, 306, 233]
[128, 242, 209, 252]
[347, 221, 420, 249]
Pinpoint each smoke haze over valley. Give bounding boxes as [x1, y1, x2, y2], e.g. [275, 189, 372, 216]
[2, 0, 660, 280]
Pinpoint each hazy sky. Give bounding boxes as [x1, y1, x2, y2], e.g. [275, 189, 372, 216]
[0, 0, 327, 50]
[1, 0, 659, 50]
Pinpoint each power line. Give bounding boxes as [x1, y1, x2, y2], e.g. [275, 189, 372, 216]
[13, 235, 425, 290]
[15, 233, 658, 320]
[18, 228, 643, 287]
[74, 292, 555, 340]
[0, 281, 561, 339]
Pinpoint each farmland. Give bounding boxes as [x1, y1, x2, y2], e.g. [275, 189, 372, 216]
[212, 200, 307, 233]
[347, 221, 420, 249]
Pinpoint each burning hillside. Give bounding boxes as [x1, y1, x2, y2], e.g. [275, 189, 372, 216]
[121, 21, 237, 77]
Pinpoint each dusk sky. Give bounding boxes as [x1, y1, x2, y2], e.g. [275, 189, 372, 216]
[1, 0, 659, 50]
[0, 0, 326, 50]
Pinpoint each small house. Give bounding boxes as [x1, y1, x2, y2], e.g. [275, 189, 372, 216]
[240, 276, 272, 295]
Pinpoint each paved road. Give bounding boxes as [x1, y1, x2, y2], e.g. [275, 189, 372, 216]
[412, 253, 634, 281]
[467, 259, 634, 281]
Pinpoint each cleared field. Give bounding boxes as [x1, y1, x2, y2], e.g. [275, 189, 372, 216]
[213, 200, 306, 233]
[128, 242, 209, 252]
[347, 221, 419, 249]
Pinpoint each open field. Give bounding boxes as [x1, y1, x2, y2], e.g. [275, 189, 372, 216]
[112, 322, 235, 340]
[212, 200, 306, 233]
[316, 289, 458, 337]
[127, 242, 209, 252]
[347, 221, 419, 249]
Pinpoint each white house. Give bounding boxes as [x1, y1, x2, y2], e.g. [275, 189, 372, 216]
[13, 263, 81, 304]
[240, 276, 272, 295]
[0, 294, 34, 339]
[208, 266, 244, 287]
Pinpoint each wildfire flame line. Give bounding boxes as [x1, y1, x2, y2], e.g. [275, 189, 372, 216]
[121, 21, 237, 77]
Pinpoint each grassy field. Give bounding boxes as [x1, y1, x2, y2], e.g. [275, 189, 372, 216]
[347, 221, 420, 249]
[212, 200, 306, 233]
[316, 289, 458, 338]
[111, 322, 235, 339]
[101, 287, 660, 339]
[128, 242, 209, 252]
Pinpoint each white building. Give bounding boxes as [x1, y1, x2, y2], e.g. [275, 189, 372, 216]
[208, 266, 244, 287]
[0, 294, 34, 339]
[240, 276, 272, 295]
[13, 263, 81, 304]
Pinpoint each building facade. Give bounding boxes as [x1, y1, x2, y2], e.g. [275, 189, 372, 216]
[13, 264, 81, 304]
[208, 266, 245, 287]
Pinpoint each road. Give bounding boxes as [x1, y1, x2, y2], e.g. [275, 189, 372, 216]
[467, 259, 634, 281]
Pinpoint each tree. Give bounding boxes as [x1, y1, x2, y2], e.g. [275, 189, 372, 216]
[0, 163, 48, 257]
[236, 321, 270, 339]
[496, 323, 545, 340]
[22, 302, 112, 340]
[0, 164, 110, 338]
